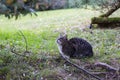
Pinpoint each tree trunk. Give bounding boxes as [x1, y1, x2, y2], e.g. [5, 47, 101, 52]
[100, 2, 120, 17]
[91, 1, 120, 28]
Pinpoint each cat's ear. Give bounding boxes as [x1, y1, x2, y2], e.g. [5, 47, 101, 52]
[63, 34, 67, 39]
[59, 33, 63, 37]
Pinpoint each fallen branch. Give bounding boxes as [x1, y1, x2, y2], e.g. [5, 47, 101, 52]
[90, 72, 107, 76]
[94, 62, 119, 73]
[59, 53, 102, 80]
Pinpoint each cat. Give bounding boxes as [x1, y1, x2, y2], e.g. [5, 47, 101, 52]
[56, 34, 102, 80]
[56, 34, 93, 59]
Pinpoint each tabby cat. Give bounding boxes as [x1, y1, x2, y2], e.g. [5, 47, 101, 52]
[56, 34, 93, 59]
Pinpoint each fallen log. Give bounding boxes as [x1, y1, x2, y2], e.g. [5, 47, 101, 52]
[91, 17, 120, 28]
[92, 17, 120, 24]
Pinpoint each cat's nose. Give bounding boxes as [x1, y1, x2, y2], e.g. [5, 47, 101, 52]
[57, 39, 60, 43]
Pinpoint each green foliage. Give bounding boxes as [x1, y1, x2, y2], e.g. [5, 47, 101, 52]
[67, 0, 100, 8]
[0, 45, 41, 79]
[0, 0, 119, 19]
[66, 0, 120, 11]
[0, 0, 37, 19]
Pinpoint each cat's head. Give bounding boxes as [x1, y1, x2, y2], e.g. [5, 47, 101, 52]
[56, 34, 68, 45]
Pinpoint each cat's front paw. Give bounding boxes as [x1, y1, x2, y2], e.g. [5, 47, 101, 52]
[71, 53, 83, 59]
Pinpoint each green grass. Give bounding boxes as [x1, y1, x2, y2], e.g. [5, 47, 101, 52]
[0, 8, 120, 60]
[0, 9, 100, 53]
[110, 9, 120, 17]
[0, 8, 120, 79]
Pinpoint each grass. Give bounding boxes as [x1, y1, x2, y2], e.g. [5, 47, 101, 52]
[0, 9, 100, 53]
[0, 8, 120, 79]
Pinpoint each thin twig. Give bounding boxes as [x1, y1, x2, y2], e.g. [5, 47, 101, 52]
[90, 72, 107, 75]
[18, 30, 28, 52]
[10, 30, 29, 58]
[94, 62, 119, 72]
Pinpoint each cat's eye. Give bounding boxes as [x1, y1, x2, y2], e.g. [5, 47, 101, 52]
[59, 38, 63, 40]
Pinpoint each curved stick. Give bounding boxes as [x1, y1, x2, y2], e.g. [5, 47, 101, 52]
[59, 53, 102, 80]
[18, 30, 28, 52]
